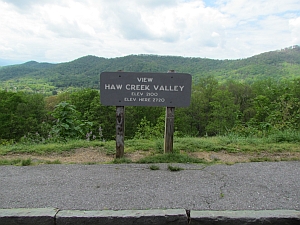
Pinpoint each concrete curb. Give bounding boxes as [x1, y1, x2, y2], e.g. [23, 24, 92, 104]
[191, 210, 300, 225]
[56, 209, 186, 225]
[0, 208, 299, 225]
[0, 208, 58, 225]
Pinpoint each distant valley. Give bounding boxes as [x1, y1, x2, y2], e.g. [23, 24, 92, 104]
[0, 45, 299, 95]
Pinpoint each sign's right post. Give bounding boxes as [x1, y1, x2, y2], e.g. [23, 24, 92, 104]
[164, 70, 176, 153]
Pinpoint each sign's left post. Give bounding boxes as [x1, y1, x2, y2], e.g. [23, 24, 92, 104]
[115, 70, 124, 158]
[116, 105, 124, 158]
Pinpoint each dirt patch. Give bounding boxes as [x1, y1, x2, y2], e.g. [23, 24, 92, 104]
[0, 147, 114, 164]
[189, 151, 300, 164]
[189, 151, 251, 164]
[0, 147, 299, 164]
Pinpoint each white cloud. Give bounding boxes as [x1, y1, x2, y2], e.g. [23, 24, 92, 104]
[0, 0, 299, 63]
[289, 17, 300, 44]
[218, 0, 300, 20]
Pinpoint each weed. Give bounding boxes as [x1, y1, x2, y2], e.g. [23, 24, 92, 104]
[168, 165, 184, 171]
[149, 165, 160, 170]
[21, 158, 32, 166]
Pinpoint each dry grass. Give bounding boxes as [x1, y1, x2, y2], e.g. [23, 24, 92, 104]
[1, 147, 299, 165]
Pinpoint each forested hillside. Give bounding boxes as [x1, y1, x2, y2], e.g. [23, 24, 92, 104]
[0, 45, 300, 94]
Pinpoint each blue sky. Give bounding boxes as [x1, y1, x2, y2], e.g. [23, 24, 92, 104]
[0, 0, 299, 65]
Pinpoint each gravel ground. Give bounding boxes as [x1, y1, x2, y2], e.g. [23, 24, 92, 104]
[0, 161, 299, 211]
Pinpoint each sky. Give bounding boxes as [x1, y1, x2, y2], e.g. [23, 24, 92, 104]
[0, 0, 300, 65]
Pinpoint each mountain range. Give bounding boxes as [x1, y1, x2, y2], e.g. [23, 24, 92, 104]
[0, 45, 300, 94]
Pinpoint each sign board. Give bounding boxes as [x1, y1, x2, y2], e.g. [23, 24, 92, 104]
[100, 72, 192, 107]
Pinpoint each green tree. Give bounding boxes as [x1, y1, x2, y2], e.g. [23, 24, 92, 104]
[226, 80, 255, 122]
[177, 77, 219, 136]
[70, 89, 99, 116]
[206, 89, 239, 135]
[268, 93, 300, 130]
[0, 91, 47, 141]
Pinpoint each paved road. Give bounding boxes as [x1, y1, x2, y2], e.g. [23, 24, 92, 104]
[0, 161, 299, 211]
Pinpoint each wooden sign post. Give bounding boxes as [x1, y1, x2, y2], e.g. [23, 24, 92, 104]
[164, 70, 176, 153]
[164, 106, 175, 153]
[100, 71, 191, 158]
[116, 106, 125, 158]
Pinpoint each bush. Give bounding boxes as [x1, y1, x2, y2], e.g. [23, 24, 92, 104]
[50, 102, 93, 140]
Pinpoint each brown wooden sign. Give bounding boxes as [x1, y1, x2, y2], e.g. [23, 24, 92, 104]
[100, 72, 192, 107]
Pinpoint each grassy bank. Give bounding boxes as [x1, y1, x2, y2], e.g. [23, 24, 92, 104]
[0, 134, 300, 165]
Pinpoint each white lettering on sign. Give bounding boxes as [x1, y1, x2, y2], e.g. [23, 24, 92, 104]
[153, 85, 184, 91]
[125, 84, 150, 91]
[153, 98, 165, 102]
[139, 98, 151, 102]
[146, 92, 158, 96]
[137, 77, 153, 82]
[131, 92, 144, 96]
[124, 98, 136, 102]
[104, 84, 184, 92]
[105, 84, 123, 90]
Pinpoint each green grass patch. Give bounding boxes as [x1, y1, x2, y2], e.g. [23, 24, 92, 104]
[0, 140, 106, 155]
[0, 158, 32, 166]
[0, 159, 22, 166]
[103, 140, 116, 155]
[125, 139, 157, 152]
[0, 158, 62, 166]
[112, 157, 132, 164]
[269, 130, 300, 143]
[174, 137, 234, 152]
[174, 137, 212, 152]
